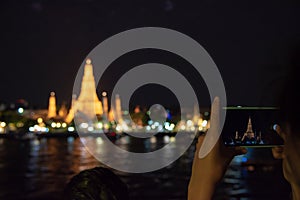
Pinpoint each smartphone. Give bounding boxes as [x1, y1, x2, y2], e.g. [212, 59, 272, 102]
[222, 106, 284, 147]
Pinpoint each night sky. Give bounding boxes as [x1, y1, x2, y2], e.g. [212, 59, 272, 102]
[0, 0, 299, 109]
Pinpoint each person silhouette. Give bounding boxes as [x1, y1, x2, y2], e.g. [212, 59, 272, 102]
[188, 46, 300, 200]
[63, 167, 129, 200]
[272, 60, 300, 200]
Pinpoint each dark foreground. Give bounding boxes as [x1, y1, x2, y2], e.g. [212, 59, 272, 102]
[0, 136, 291, 200]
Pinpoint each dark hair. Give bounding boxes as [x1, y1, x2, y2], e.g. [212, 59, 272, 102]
[279, 43, 300, 135]
[63, 167, 129, 200]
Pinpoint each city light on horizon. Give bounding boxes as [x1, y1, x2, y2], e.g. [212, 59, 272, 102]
[0, 57, 211, 135]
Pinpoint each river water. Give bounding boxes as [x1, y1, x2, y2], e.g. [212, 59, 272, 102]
[0, 136, 291, 200]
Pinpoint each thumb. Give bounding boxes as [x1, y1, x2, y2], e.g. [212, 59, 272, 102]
[198, 96, 221, 159]
[275, 124, 286, 141]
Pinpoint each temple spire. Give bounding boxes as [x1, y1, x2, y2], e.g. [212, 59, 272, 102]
[245, 117, 255, 138]
[47, 92, 57, 119]
[115, 94, 123, 123]
[71, 58, 103, 120]
[246, 117, 253, 132]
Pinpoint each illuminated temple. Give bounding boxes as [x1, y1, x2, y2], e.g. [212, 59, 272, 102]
[65, 59, 103, 123]
[241, 117, 255, 141]
[22, 58, 210, 133]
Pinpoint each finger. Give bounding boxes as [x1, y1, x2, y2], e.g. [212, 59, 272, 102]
[192, 134, 206, 172]
[272, 146, 284, 159]
[233, 146, 247, 156]
[224, 146, 247, 158]
[196, 134, 205, 145]
[199, 96, 220, 159]
[275, 124, 285, 140]
[195, 134, 205, 157]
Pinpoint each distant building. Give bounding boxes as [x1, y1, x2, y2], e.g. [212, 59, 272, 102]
[114, 94, 124, 124]
[66, 59, 103, 123]
[47, 92, 57, 119]
[58, 103, 68, 119]
[241, 117, 255, 141]
[231, 117, 263, 145]
[102, 92, 108, 121]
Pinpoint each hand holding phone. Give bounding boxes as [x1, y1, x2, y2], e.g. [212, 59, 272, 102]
[222, 106, 284, 147]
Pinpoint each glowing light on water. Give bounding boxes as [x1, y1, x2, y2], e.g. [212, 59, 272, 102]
[96, 137, 103, 144]
[150, 136, 157, 143]
[163, 135, 170, 143]
[67, 137, 74, 143]
[170, 136, 176, 142]
[32, 139, 40, 146]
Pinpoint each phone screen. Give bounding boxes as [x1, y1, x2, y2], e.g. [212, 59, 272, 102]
[222, 106, 284, 147]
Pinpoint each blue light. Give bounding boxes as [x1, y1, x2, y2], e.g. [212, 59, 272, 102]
[242, 157, 248, 162]
[273, 124, 278, 131]
[167, 112, 171, 120]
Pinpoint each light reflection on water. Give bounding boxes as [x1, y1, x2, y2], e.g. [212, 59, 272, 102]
[0, 136, 291, 200]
